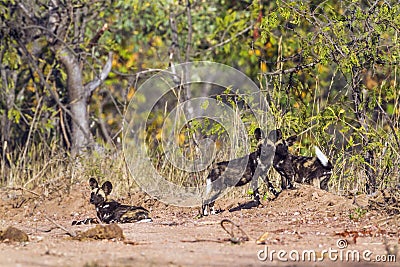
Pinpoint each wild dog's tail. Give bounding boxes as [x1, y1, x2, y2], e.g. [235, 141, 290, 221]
[314, 146, 329, 167]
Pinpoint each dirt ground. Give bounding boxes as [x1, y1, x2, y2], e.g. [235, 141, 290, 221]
[0, 182, 399, 267]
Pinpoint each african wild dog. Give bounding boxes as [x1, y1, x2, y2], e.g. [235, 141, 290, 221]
[273, 132, 333, 191]
[202, 128, 279, 216]
[72, 178, 151, 225]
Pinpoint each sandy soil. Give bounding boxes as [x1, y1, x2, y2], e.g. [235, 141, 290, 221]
[0, 183, 399, 267]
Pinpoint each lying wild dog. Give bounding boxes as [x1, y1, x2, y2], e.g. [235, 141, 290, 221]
[202, 128, 279, 216]
[273, 132, 333, 191]
[72, 178, 151, 225]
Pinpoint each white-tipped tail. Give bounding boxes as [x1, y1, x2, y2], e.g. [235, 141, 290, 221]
[315, 146, 329, 167]
[206, 178, 212, 196]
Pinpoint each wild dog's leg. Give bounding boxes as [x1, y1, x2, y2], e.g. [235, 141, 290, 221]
[250, 175, 261, 203]
[256, 131, 278, 197]
[275, 155, 296, 190]
[202, 200, 216, 216]
[208, 201, 216, 215]
[202, 202, 216, 216]
[257, 151, 279, 196]
[201, 204, 209, 216]
[319, 177, 330, 191]
[281, 168, 295, 190]
[260, 175, 279, 197]
[277, 167, 295, 190]
[267, 179, 279, 197]
[251, 164, 278, 200]
[202, 177, 213, 216]
[280, 136, 297, 190]
[252, 157, 278, 197]
[314, 146, 332, 190]
[71, 218, 99, 226]
[203, 172, 224, 216]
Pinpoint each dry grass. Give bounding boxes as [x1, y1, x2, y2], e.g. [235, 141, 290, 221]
[1, 131, 399, 201]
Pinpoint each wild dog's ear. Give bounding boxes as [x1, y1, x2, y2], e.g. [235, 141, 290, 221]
[267, 129, 282, 143]
[102, 181, 113, 196]
[285, 135, 298, 147]
[89, 178, 99, 189]
[254, 128, 264, 141]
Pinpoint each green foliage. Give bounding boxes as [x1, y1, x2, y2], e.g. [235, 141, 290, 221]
[259, 0, 400, 193]
[349, 207, 367, 221]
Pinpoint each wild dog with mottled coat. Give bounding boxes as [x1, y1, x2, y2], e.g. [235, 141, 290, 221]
[72, 178, 151, 225]
[273, 132, 333, 190]
[202, 128, 279, 216]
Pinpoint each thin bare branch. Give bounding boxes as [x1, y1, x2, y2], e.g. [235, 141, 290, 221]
[262, 61, 320, 76]
[201, 25, 253, 54]
[185, 0, 192, 63]
[84, 52, 113, 94]
[169, 10, 181, 62]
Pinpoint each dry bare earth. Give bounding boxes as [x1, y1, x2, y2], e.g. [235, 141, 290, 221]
[0, 183, 399, 267]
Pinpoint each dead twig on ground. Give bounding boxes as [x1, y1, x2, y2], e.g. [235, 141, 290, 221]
[181, 238, 228, 243]
[45, 215, 76, 237]
[180, 219, 250, 244]
[220, 219, 250, 244]
[6, 187, 40, 197]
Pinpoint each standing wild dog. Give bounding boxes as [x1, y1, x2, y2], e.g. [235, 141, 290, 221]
[273, 132, 333, 190]
[72, 178, 151, 225]
[202, 128, 279, 216]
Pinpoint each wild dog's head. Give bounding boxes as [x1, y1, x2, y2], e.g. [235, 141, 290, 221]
[253, 128, 277, 163]
[270, 129, 297, 160]
[89, 178, 113, 206]
[255, 128, 297, 162]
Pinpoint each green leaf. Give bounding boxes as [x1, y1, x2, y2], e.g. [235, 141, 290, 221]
[200, 99, 209, 110]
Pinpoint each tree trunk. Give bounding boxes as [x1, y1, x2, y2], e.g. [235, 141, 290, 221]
[57, 47, 92, 155]
[0, 65, 17, 179]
